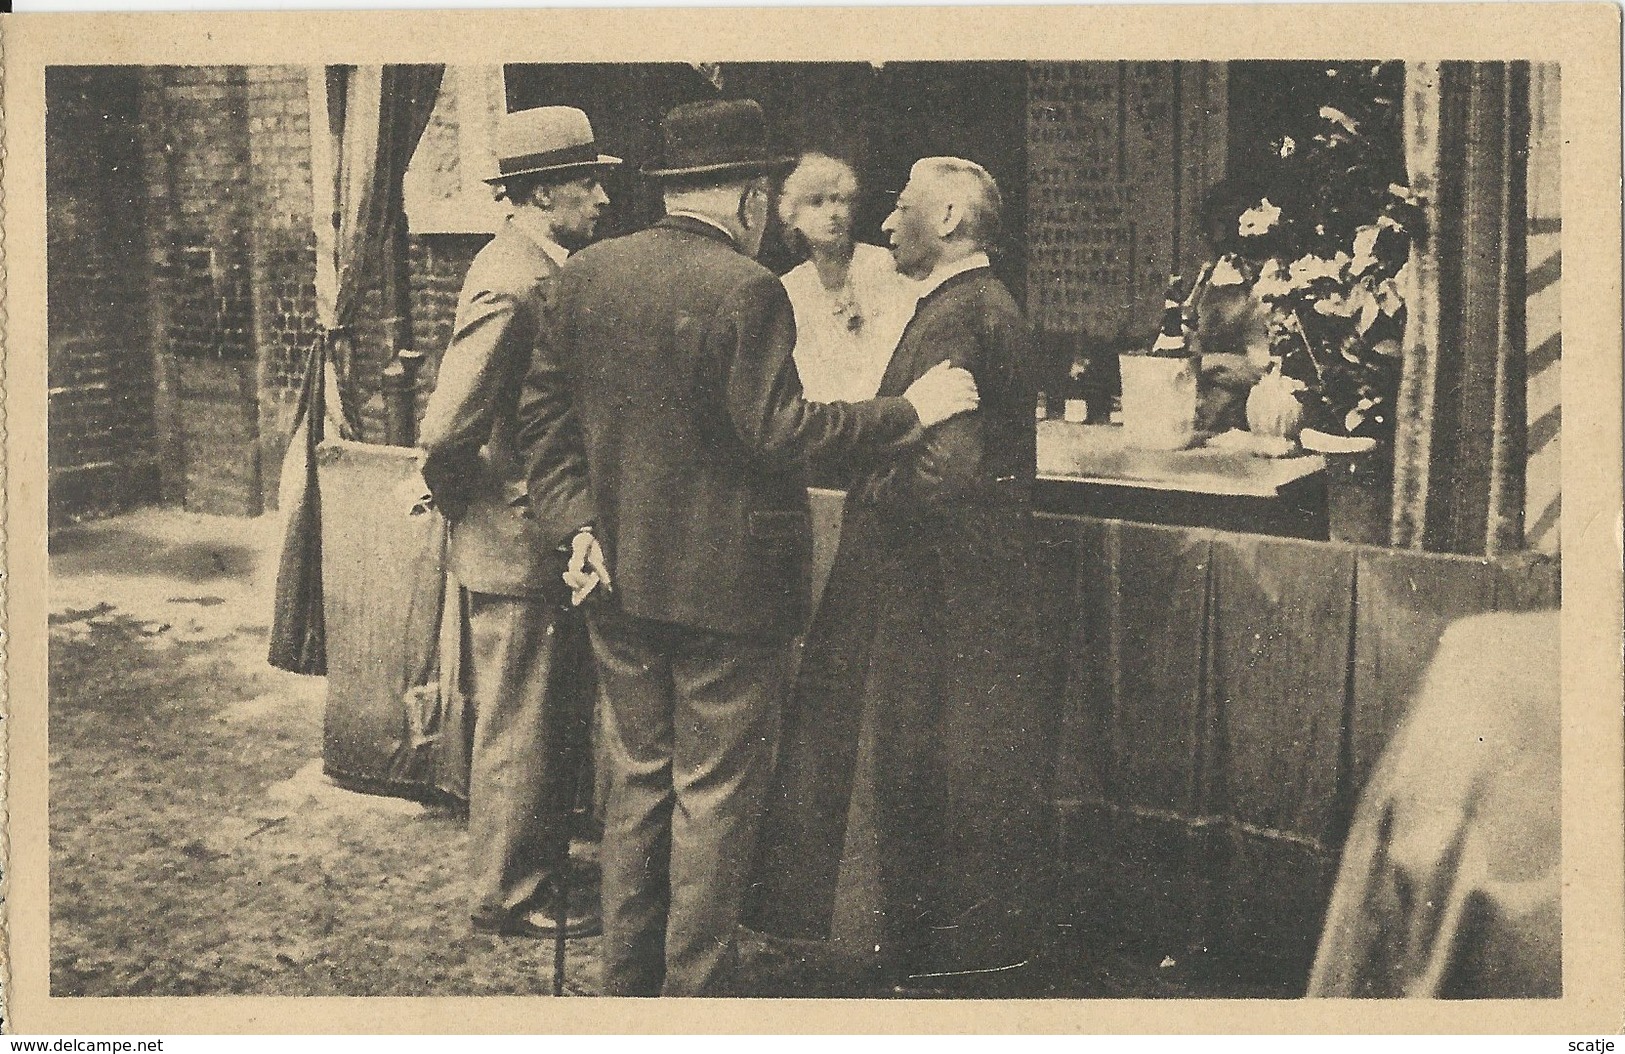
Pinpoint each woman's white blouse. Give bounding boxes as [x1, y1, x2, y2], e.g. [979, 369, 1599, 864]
[781, 242, 922, 404]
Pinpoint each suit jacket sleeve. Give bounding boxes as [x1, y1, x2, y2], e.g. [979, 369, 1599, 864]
[516, 280, 597, 547]
[417, 262, 533, 523]
[867, 295, 1030, 508]
[713, 271, 921, 469]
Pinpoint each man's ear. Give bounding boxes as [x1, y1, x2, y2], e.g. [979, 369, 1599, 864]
[739, 178, 771, 230]
[937, 200, 964, 239]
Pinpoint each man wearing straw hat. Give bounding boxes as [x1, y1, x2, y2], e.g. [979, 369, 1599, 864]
[418, 106, 619, 942]
[518, 99, 981, 996]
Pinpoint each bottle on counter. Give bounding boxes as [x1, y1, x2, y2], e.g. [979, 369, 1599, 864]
[1116, 275, 1201, 448]
[1151, 273, 1194, 357]
[1064, 356, 1090, 423]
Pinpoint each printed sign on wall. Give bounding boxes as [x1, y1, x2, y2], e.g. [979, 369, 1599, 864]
[1027, 61, 1226, 348]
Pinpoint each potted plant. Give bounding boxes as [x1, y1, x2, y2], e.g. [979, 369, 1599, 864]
[1206, 63, 1424, 540]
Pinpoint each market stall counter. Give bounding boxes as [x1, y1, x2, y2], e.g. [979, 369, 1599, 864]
[1034, 419, 1329, 538]
[317, 439, 1558, 989]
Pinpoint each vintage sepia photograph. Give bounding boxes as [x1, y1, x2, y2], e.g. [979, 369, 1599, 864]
[6, 3, 1622, 1035]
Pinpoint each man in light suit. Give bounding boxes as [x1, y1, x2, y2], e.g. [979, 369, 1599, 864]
[418, 106, 619, 941]
[517, 99, 980, 996]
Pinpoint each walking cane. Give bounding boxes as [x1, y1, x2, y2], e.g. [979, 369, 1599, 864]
[552, 583, 591, 998]
[552, 601, 573, 998]
[553, 858, 568, 997]
[554, 552, 604, 997]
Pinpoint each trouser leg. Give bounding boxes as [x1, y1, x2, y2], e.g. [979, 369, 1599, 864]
[588, 611, 676, 997]
[466, 592, 591, 920]
[663, 631, 785, 997]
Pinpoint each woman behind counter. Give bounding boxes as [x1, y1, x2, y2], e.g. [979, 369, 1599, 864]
[777, 153, 921, 405]
[1189, 178, 1273, 433]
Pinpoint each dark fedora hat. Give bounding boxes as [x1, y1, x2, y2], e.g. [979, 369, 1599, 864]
[482, 106, 622, 184]
[641, 99, 795, 180]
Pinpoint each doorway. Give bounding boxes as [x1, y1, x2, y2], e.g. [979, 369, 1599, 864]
[503, 61, 1029, 291]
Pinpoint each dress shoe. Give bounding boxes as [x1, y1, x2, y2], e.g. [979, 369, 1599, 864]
[472, 893, 602, 940]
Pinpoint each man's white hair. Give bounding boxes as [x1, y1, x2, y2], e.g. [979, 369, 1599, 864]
[910, 156, 1002, 248]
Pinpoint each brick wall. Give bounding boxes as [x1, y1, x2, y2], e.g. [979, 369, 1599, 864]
[246, 66, 320, 509]
[136, 69, 185, 509]
[139, 66, 264, 516]
[51, 65, 486, 519]
[46, 67, 160, 524]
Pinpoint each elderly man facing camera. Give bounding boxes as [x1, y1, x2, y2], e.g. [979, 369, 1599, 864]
[751, 157, 1048, 995]
[417, 106, 617, 942]
[517, 102, 981, 997]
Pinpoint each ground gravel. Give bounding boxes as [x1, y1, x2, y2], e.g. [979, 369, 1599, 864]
[48, 509, 1278, 1000]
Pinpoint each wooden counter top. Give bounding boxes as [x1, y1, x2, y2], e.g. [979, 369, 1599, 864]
[1036, 420, 1325, 499]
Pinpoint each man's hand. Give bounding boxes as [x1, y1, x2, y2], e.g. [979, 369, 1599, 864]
[902, 360, 980, 429]
[564, 528, 613, 606]
[396, 472, 436, 518]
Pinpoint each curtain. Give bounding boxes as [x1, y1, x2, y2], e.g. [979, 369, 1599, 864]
[1522, 64, 1561, 555]
[268, 63, 444, 675]
[267, 337, 335, 674]
[1392, 62, 1533, 556]
[310, 63, 446, 431]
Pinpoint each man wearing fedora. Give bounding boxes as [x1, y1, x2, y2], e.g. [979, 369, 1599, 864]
[517, 98, 980, 996]
[418, 105, 618, 942]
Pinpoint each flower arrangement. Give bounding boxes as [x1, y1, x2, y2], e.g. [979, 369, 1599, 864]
[1205, 63, 1423, 451]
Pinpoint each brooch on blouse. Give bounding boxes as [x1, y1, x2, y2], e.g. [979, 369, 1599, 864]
[832, 292, 865, 334]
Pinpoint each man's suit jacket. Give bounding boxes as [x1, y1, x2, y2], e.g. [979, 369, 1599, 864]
[518, 214, 923, 643]
[419, 220, 564, 598]
[861, 266, 1036, 511]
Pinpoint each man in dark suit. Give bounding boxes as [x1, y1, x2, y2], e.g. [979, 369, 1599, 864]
[417, 106, 619, 941]
[517, 100, 980, 996]
[751, 157, 1048, 994]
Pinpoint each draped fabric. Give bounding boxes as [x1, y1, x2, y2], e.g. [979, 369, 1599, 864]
[1521, 65, 1562, 555]
[1392, 62, 1533, 556]
[267, 337, 337, 674]
[314, 439, 474, 803]
[267, 64, 444, 675]
[1308, 610, 1560, 998]
[309, 63, 445, 431]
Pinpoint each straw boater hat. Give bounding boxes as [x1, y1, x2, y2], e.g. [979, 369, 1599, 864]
[483, 106, 621, 184]
[641, 99, 794, 180]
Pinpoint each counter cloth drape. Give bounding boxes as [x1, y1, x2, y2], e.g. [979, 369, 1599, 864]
[268, 64, 443, 674]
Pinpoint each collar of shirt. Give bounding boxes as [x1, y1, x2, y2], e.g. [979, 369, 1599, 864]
[664, 210, 739, 247]
[507, 212, 570, 268]
[916, 251, 991, 299]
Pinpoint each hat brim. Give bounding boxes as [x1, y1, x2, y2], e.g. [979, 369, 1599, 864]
[482, 154, 623, 184]
[640, 155, 796, 180]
